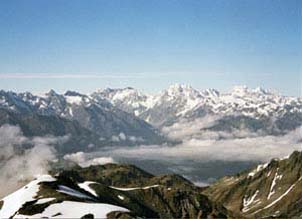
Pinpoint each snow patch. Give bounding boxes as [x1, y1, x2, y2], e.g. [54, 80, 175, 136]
[35, 198, 56, 205]
[110, 185, 159, 191]
[267, 168, 283, 200]
[242, 190, 260, 213]
[0, 175, 55, 218]
[15, 201, 129, 218]
[117, 195, 124, 200]
[78, 182, 99, 197]
[253, 177, 302, 215]
[65, 96, 82, 105]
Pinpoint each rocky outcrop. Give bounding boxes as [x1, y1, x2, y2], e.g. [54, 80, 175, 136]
[203, 151, 302, 218]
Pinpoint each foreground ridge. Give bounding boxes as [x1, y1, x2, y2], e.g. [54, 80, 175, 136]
[1, 151, 302, 218]
[203, 151, 302, 218]
[0, 163, 232, 219]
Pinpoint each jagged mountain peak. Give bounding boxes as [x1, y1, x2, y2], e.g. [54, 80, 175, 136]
[45, 89, 60, 96]
[164, 83, 199, 96]
[0, 89, 166, 146]
[91, 84, 302, 129]
[97, 87, 147, 99]
[91, 87, 150, 117]
[253, 86, 269, 95]
[0, 89, 17, 95]
[230, 85, 274, 97]
[167, 83, 192, 90]
[0, 90, 33, 113]
[1, 85, 301, 135]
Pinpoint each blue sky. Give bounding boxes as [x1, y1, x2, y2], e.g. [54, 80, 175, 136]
[0, 0, 301, 96]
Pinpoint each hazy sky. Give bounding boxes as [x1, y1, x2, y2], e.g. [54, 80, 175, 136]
[0, 0, 301, 96]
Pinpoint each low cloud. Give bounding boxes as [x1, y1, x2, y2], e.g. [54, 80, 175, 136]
[162, 116, 268, 141]
[0, 124, 66, 198]
[162, 116, 221, 140]
[100, 128, 302, 163]
[111, 133, 144, 142]
[64, 151, 115, 167]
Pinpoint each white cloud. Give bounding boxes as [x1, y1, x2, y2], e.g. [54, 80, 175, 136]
[111, 135, 120, 142]
[119, 132, 126, 141]
[161, 116, 221, 140]
[129, 136, 144, 142]
[102, 128, 302, 163]
[161, 115, 266, 141]
[0, 125, 66, 198]
[64, 152, 115, 168]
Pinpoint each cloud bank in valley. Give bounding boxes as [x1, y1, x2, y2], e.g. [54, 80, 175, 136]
[67, 116, 301, 176]
[161, 116, 222, 140]
[161, 116, 276, 141]
[1, 116, 301, 197]
[100, 127, 302, 163]
[0, 125, 66, 198]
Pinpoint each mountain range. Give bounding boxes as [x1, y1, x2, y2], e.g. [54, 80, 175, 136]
[1, 84, 301, 154]
[0, 89, 167, 154]
[95, 84, 302, 135]
[1, 150, 301, 218]
[0, 85, 301, 218]
[1, 85, 301, 143]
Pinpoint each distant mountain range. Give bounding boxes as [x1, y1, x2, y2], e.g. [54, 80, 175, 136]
[0, 89, 167, 154]
[1, 151, 301, 218]
[1, 85, 301, 153]
[1, 85, 301, 218]
[94, 84, 302, 136]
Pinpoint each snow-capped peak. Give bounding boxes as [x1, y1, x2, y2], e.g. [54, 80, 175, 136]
[253, 86, 269, 95]
[230, 85, 273, 97]
[201, 88, 220, 97]
[96, 87, 146, 100]
[231, 85, 249, 96]
[91, 84, 301, 127]
[1, 85, 301, 129]
[46, 89, 60, 97]
[165, 83, 198, 96]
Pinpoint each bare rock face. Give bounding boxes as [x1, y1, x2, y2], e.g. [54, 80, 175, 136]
[0, 89, 167, 155]
[203, 151, 302, 218]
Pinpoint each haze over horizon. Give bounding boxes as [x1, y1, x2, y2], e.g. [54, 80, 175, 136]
[1, 83, 300, 98]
